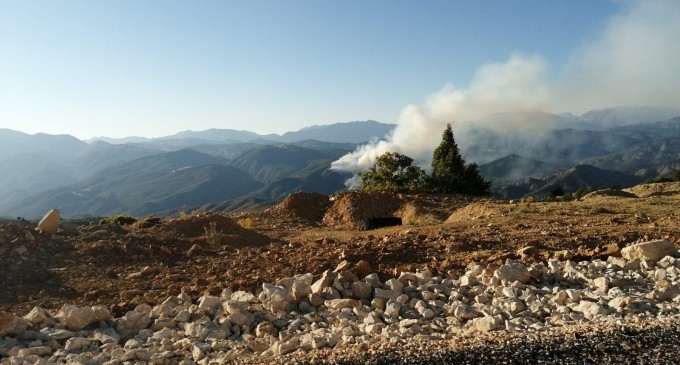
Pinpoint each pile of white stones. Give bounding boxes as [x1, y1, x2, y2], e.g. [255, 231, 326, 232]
[0, 240, 678, 364]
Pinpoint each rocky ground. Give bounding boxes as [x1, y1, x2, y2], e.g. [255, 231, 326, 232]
[0, 182, 679, 364]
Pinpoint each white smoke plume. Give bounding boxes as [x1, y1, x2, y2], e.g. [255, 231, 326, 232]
[332, 0, 680, 173]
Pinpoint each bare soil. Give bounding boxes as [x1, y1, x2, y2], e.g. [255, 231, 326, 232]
[1, 185, 679, 319]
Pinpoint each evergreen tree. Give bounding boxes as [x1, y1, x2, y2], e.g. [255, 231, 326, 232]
[429, 123, 491, 195]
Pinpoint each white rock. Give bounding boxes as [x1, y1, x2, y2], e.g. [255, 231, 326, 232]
[174, 309, 191, 323]
[459, 275, 478, 286]
[64, 337, 90, 352]
[228, 310, 255, 328]
[398, 272, 418, 285]
[57, 305, 95, 331]
[92, 328, 120, 344]
[23, 307, 48, 325]
[324, 299, 361, 310]
[350, 281, 372, 299]
[272, 339, 300, 356]
[593, 277, 610, 294]
[574, 301, 608, 320]
[291, 281, 312, 301]
[91, 305, 112, 322]
[385, 278, 404, 294]
[494, 262, 531, 283]
[151, 318, 177, 330]
[17, 346, 52, 357]
[607, 256, 627, 268]
[117, 309, 151, 332]
[123, 348, 152, 361]
[197, 296, 222, 313]
[311, 270, 336, 294]
[453, 305, 480, 319]
[383, 303, 401, 318]
[608, 297, 629, 309]
[39, 327, 74, 340]
[261, 283, 295, 312]
[565, 289, 581, 302]
[223, 300, 249, 315]
[654, 280, 679, 300]
[656, 256, 676, 269]
[621, 240, 677, 265]
[474, 316, 501, 332]
[255, 321, 278, 338]
[36, 209, 60, 234]
[231, 291, 258, 303]
[421, 309, 435, 319]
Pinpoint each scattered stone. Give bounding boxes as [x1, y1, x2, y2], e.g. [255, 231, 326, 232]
[1, 251, 679, 363]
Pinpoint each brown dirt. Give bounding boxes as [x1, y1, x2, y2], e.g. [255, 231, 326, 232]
[322, 191, 406, 229]
[444, 200, 504, 223]
[1, 183, 680, 319]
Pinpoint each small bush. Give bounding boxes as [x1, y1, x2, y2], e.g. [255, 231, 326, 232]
[137, 215, 161, 228]
[237, 218, 255, 229]
[203, 222, 223, 248]
[99, 215, 138, 226]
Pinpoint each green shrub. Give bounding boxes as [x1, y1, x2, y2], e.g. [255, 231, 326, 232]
[99, 215, 138, 226]
[137, 215, 161, 228]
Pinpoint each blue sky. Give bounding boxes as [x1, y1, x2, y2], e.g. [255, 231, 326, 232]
[0, 1, 661, 139]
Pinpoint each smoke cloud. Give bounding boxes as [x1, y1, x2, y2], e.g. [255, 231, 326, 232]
[332, 0, 680, 173]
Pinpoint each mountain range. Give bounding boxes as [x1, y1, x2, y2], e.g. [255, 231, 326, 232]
[1, 107, 679, 218]
[0, 121, 387, 217]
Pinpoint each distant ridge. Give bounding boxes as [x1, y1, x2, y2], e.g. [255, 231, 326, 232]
[88, 120, 396, 145]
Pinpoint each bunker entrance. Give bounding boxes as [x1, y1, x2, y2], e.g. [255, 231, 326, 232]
[356, 217, 402, 231]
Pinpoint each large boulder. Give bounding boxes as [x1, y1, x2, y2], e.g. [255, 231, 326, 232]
[621, 240, 677, 264]
[37, 209, 60, 234]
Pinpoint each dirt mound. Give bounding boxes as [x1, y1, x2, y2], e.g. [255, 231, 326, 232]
[399, 204, 441, 226]
[582, 189, 638, 199]
[149, 212, 271, 247]
[445, 200, 503, 223]
[270, 192, 332, 223]
[323, 192, 406, 229]
[322, 192, 479, 229]
[624, 182, 680, 197]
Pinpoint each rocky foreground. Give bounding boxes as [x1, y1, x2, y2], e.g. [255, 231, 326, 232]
[1, 239, 678, 364]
